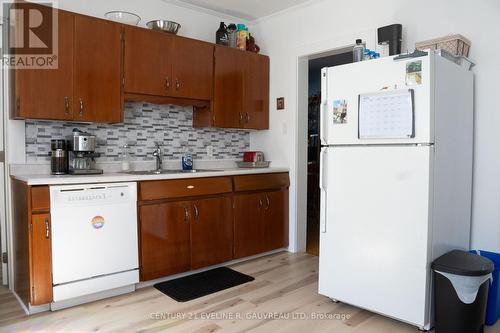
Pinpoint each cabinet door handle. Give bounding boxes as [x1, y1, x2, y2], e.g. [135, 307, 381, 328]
[193, 204, 199, 220]
[175, 78, 180, 91]
[64, 97, 69, 114]
[239, 112, 244, 123]
[183, 206, 189, 223]
[165, 77, 170, 90]
[79, 97, 84, 116]
[258, 198, 263, 209]
[265, 195, 270, 210]
[193, 204, 200, 220]
[246, 112, 250, 123]
[45, 218, 50, 239]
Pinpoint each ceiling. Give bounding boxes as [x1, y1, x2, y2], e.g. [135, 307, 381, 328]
[173, 0, 313, 21]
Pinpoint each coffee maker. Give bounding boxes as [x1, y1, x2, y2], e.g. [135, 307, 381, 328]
[67, 129, 103, 175]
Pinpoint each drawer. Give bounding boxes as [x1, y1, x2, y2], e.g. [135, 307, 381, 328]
[139, 177, 233, 201]
[233, 173, 289, 192]
[31, 186, 50, 212]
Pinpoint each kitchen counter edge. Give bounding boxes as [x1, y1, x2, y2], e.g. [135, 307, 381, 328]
[11, 168, 290, 186]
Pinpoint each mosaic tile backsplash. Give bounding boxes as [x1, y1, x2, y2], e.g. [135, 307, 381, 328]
[26, 102, 250, 162]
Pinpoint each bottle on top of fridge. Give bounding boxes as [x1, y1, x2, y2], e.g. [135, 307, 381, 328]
[227, 23, 237, 48]
[353, 39, 364, 62]
[215, 21, 228, 46]
[237, 24, 248, 50]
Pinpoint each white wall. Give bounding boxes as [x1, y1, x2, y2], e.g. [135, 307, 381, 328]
[54, 0, 245, 42]
[249, 0, 500, 252]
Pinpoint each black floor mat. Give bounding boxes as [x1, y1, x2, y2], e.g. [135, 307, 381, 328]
[154, 267, 255, 302]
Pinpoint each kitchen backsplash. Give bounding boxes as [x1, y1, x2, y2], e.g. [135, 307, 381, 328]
[26, 102, 250, 163]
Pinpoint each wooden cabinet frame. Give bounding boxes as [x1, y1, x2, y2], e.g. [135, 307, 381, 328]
[11, 180, 52, 307]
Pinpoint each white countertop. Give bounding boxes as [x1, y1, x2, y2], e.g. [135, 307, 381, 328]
[12, 167, 289, 186]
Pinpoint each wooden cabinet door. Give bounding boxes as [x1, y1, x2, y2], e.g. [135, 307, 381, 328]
[233, 193, 265, 258]
[14, 7, 74, 120]
[74, 16, 123, 123]
[124, 27, 173, 96]
[262, 190, 289, 252]
[245, 54, 270, 129]
[30, 214, 52, 305]
[213, 46, 246, 128]
[172, 38, 213, 100]
[139, 201, 191, 281]
[190, 196, 233, 269]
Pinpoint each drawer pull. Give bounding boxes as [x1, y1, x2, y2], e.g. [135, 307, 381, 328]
[45, 218, 50, 239]
[187, 185, 194, 189]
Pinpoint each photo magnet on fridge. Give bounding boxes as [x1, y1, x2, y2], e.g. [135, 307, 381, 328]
[333, 99, 348, 124]
[406, 60, 422, 85]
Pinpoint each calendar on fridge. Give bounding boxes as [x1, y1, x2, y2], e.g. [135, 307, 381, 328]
[358, 89, 415, 139]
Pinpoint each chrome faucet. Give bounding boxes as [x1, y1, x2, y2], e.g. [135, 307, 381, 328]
[152, 142, 162, 172]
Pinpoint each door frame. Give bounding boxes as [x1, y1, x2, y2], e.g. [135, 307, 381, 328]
[292, 30, 377, 252]
[0, 20, 8, 285]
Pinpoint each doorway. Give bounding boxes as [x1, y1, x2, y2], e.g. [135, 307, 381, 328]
[306, 52, 353, 256]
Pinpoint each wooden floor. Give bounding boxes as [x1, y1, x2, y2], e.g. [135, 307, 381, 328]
[1, 252, 500, 333]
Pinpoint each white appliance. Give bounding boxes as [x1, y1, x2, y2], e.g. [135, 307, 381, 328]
[50, 182, 139, 309]
[318, 52, 473, 330]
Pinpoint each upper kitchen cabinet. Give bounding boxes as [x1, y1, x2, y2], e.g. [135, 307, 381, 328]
[245, 53, 270, 130]
[124, 26, 173, 97]
[12, 8, 123, 123]
[193, 46, 270, 130]
[13, 6, 74, 121]
[211, 46, 246, 128]
[123, 28, 213, 102]
[73, 16, 123, 123]
[172, 37, 213, 100]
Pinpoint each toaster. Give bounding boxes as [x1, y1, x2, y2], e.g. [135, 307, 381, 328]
[243, 151, 265, 162]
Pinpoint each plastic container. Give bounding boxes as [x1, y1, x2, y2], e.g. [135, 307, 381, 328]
[352, 39, 364, 62]
[432, 250, 494, 333]
[471, 250, 500, 326]
[236, 24, 248, 50]
[227, 24, 237, 48]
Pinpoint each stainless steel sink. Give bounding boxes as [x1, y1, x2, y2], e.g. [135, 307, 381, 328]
[126, 169, 220, 175]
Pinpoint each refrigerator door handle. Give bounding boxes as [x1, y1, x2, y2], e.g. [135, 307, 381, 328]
[320, 68, 328, 145]
[319, 148, 327, 233]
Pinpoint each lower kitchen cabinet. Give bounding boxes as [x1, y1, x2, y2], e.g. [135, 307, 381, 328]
[234, 189, 289, 259]
[137, 173, 288, 281]
[139, 196, 234, 280]
[11, 180, 53, 307]
[30, 214, 53, 305]
[233, 173, 290, 259]
[139, 201, 191, 281]
[262, 190, 289, 252]
[191, 196, 233, 269]
[233, 193, 265, 258]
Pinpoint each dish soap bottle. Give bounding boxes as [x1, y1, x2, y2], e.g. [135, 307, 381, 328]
[182, 152, 193, 171]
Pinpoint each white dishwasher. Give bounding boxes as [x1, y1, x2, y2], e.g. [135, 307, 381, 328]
[50, 182, 139, 309]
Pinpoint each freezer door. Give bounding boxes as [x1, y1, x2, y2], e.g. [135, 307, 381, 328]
[319, 145, 432, 327]
[320, 55, 433, 145]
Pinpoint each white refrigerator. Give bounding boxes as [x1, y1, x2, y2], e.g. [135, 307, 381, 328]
[318, 52, 473, 330]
